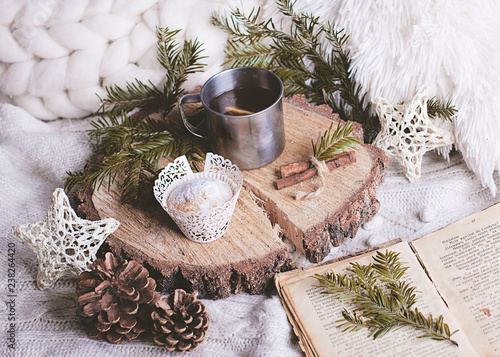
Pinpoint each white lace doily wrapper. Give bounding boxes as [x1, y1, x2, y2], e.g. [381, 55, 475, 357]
[154, 154, 243, 243]
[161, 172, 240, 242]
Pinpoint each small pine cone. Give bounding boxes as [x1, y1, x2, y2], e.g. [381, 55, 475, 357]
[76, 252, 157, 344]
[151, 289, 210, 353]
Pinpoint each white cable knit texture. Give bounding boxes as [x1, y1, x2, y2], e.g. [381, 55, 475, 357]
[0, 0, 229, 119]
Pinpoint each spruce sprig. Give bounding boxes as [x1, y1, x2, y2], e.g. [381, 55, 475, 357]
[97, 28, 206, 117]
[314, 250, 458, 346]
[211, 0, 377, 142]
[212, 0, 457, 143]
[312, 121, 361, 161]
[65, 112, 204, 206]
[427, 97, 457, 121]
[64, 28, 206, 206]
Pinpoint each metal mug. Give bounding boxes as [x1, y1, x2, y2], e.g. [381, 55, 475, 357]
[178, 67, 285, 170]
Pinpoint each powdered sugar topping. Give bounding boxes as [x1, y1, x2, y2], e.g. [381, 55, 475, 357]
[167, 177, 233, 213]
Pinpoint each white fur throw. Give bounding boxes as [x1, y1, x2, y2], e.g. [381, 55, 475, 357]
[1, 0, 500, 195]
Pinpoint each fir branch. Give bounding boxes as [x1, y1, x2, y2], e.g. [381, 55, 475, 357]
[97, 80, 164, 116]
[312, 121, 362, 161]
[65, 111, 204, 206]
[212, 0, 457, 142]
[225, 41, 272, 68]
[98, 27, 207, 117]
[427, 97, 457, 121]
[212, 0, 377, 142]
[212, 7, 271, 44]
[64, 27, 206, 206]
[157, 28, 207, 115]
[314, 250, 459, 346]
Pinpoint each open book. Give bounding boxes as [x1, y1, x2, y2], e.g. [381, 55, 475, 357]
[275, 203, 500, 357]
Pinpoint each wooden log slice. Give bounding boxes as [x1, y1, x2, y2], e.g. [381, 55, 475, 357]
[243, 95, 389, 262]
[78, 181, 294, 300]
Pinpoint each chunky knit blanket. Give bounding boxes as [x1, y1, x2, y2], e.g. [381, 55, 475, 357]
[1, 1, 500, 356]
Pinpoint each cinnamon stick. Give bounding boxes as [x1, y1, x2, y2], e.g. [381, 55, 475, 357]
[276, 152, 356, 190]
[225, 107, 254, 115]
[280, 152, 354, 178]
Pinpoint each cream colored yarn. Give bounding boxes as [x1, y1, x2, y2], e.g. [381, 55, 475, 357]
[294, 156, 329, 200]
[0, 0, 229, 120]
[11, 188, 119, 289]
[372, 87, 455, 183]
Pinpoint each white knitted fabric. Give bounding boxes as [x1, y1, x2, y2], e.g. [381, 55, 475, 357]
[1, 1, 500, 355]
[1, 104, 500, 356]
[0, 0, 231, 119]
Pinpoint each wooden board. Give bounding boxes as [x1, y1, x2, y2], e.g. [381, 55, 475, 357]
[77, 94, 388, 299]
[243, 95, 389, 262]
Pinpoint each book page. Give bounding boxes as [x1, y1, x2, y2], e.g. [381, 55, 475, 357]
[411, 203, 500, 357]
[277, 240, 477, 357]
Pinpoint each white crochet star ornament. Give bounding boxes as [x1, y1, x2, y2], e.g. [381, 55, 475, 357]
[12, 188, 119, 289]
[372, 87, 455, 182]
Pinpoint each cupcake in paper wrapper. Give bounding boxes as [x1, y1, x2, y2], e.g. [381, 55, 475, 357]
[153, 153, 242, 243]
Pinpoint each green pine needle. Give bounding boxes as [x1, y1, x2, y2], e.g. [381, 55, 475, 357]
[427, 97, 457, 121]
[64, 27, 206, 206]
[97, 79, 164, 116]
[312, 121, 362, 161]
[211, 0, 377, 142]
[98, 27, 206, 117]
[314, 250, 459, 347]
[212, 0, 457, 143]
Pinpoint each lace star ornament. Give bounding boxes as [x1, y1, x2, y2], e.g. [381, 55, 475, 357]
[372, 87, 455, 182]
[12, 188, 120, 289]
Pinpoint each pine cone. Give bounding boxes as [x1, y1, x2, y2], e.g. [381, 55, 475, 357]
[76, 252, 157, 344]
[151, 289, 210, 353]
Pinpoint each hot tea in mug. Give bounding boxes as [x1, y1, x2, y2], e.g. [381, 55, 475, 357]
[208, 87, 277, 116]
[178, 67, 285, 170]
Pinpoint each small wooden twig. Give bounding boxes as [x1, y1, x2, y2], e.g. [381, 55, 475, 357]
[276, 152, 356, 190]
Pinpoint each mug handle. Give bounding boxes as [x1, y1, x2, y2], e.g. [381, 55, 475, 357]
[178, 93, 208, 139]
